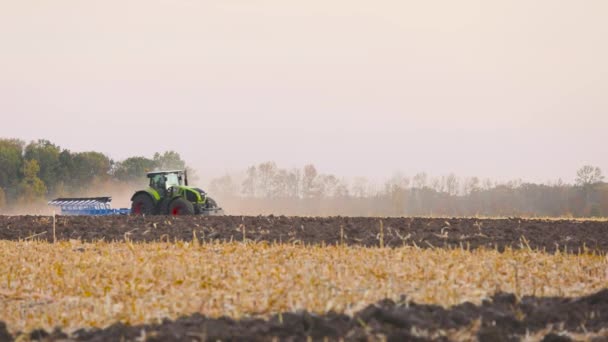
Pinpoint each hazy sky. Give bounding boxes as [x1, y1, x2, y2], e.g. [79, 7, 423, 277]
[0, 1, 606, 183]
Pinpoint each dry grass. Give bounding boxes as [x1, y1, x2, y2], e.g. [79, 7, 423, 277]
[1, 240, 607, 334]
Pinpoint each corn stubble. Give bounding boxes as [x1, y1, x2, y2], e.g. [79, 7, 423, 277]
[1, 240, 606, 334]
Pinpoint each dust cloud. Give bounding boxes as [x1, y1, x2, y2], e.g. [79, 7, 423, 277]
[1, 180, 141, 216]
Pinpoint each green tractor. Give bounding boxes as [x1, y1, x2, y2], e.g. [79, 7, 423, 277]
[130, 170, 223, 215]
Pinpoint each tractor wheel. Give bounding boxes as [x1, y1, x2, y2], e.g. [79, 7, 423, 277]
[206, 197, 219, 209]
[131, 193, 155, 215]
[169, 197, 195, 215]
[201, 197, 224, 215]
[158, 198, 171, 215]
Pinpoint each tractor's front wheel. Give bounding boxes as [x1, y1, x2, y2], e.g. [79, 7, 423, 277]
[169, 198, 195, 215]
[131, 193, 155, 215]
[196, 196, 223, 215]
[206, 197, 219, 209]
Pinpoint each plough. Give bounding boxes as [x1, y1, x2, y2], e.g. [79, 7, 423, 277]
[48, 197, 130, 216]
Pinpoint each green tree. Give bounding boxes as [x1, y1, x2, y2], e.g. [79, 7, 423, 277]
[17, 160, 47, 204]
[24, 139, 61, 194]
[0, 187, 6, 210]
[153, 151, 186, 170]
[52, 149, 75, 193]
[70, 152, 112, 188]
[113, 156, 157, 182]
[0, 139, 25, 197]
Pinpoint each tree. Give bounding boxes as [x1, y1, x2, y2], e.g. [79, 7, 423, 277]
[113, 156, 157, 182]
[430, 177, 444, 193]
[464, 177, 480, 195]
[575, 165, 605, 217]
[482, 178, 494, 191]
[316, 174, 340, 198]
[17, 160, 47, 204]
[352, 177, 369, 198]
[242, 166, 258, 197]
[575, 165, 604, 187]
[285, 169, 301, 198]
[271, 169, 290, 198]
[257, 162, 278, 198]
[0, 187, 6, 210]
[209, 174, 238, 198]
[412, 172, 428, 189]
[445, 173, 459, 196]
[70, 152, 112, 188]
[24, 139, 61, 194]
[302, 164, 318, 198]
[333, 180, 350, 198]
[153, 151, 186, 170]
[0, 139, 25, 195]
[384, 179, 407, 216]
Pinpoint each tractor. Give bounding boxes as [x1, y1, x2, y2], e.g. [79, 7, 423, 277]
[130, 170, 222, 215]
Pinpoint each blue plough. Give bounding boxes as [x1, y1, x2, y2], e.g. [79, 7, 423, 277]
[48, 197, 130, 216]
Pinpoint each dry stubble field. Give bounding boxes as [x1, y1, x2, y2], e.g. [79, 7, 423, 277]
[2, 216, 608, 341]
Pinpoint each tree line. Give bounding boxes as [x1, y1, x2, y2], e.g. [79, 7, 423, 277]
[1, 138, 605, 217]
[208, 162, 607, 217]
[0, 138, 188, 209]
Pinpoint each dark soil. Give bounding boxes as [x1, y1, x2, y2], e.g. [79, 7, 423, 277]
[4, 289, 608, 341]
[1, 215, 607, 253]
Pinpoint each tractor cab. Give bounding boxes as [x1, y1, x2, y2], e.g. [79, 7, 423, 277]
[147, 170, 188, 194]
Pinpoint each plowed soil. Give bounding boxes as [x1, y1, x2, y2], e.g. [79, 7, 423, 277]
[5, 289, 608, 341]
[1, 215, 607, 253]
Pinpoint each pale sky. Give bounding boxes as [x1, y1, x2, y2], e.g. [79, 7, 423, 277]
[0, 0, 606, 184]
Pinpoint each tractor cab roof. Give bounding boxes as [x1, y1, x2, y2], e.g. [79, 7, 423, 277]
[146, 170, 185, 178]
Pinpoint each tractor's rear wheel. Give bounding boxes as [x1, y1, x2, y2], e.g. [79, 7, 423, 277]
[169, 197, 195, 215]
[131, 193, 155, 215]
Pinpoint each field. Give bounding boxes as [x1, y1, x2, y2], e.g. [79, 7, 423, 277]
[3, 215, 608, 252]
[1, 216, 608, 341]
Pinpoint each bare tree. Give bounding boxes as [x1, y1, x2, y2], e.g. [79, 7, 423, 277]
[464, 177, 480, 195]
[230, 161, 608, 217]
[286, 169, 301, 198]
[271, 169, 290, 198]
[352, 177, 369, 198]
[431, 176, 444, 193]
[412, 172, 427, 189]
[384, 173, 410, 195]
[317, 174, 339, 197]
[445, 173, 459, 196]
[576, 165, 604, 187]
[258, 162, 278, 198]
[482, 178, 494, 191]
[334, 179, 350, 198]
[209, 174, 238, 198]
[302, 164, 318, 198]
[241, 166, 257, 197]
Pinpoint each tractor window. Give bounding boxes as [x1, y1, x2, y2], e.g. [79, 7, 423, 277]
[150, 174, 167, 190]
[165, 173, 180, 188]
